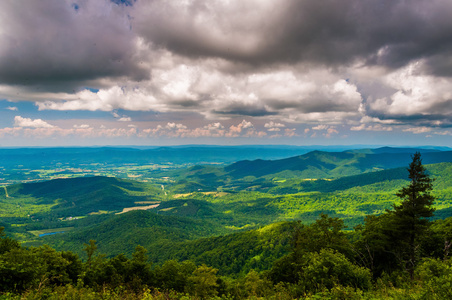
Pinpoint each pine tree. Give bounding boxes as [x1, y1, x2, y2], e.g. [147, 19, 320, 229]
[393, 152, 435, 279]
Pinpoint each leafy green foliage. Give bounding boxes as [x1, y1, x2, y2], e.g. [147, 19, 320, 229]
[0, 215, 452, 299]
[299, 249, 372, 292]
[392, 152, 435, 278]
[292, 214, 351, 255]
[0, 227, 20, 254]
[41, 210, 224, 258]
[354, 153, 439, 281]
[187, 264, 219, 299]
[416, 258, 452, 299]
[150, 222, 293, 276]
[0, 245, 81, 293]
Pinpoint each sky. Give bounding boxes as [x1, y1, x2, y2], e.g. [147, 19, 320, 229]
[1, 0, 452, 147]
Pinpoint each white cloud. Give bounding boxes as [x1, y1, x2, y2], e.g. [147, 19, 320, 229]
[0, 127, 22, 137]
[434, 130, 452, 136]
[166, 122, 187, 130]
[358, 116, 400, 125]
[226, 120, 253, 137]
[368, 61, 452, 119]
[350, 124, 393, 131]
[326, 127, 339, 138]
[118, 117, 132, 122]
[403, 127, 432, 134]
[14, 116, 54, 128]
[138, 120, 269, 139]
[309, 124, 339, 137]
[31, 64, 363, 126]
[6, 106, 18, 111]
[312, 125, 329, 130]
[204, 122, 224, 131]
[265, 121, 285, 131]
[284, 128, 297, 137]
[73, 124, 90, 129]
[264, 121, 285, 128]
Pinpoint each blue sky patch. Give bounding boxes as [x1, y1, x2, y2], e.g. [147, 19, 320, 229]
[111, 0, 135, 7]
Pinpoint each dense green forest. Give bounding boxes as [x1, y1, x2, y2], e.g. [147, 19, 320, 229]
[1, 152, 452, 299]
[3, 157, 452, 256]
[1, 212, 452, 299]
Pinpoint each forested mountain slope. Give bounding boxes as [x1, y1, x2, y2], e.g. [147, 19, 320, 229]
[2, 176, 163, 218]
[20, 161, 450, 260]
[2, 148, 452, 299]
[42, 210, 225, 258]
[165, 149, 452, 193]
[224, 149, 452, 179]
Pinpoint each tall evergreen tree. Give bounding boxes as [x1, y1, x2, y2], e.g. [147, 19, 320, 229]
[392, 152, 435, 278]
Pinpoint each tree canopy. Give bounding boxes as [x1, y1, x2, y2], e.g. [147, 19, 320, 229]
[393, 152, 435, 278]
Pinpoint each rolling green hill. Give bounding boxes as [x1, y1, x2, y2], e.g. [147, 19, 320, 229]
[225, 149, 452, 179]
[147, 221, 294, 276]
[161, 149, 452, 193]
[25, 161, 451, 262]
[1, 176, 163, 219]
[36, 210, 294, 276]
[40, 210, 226, 258]
[2, 149, 452, 266]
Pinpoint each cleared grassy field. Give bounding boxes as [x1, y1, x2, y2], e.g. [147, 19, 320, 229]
[116, 204, 161, 214]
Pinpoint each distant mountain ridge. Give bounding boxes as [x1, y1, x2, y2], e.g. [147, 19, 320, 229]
[348, 146, 442, 154]
[223, 148, 452, 179]
[1, 145, 449, 169]
[0, 145, 320, 168]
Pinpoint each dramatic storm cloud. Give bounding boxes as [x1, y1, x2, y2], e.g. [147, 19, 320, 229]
[133, 0, 452, 70]
[0, 0, 451, 145]
[0, 1, 146, 88]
